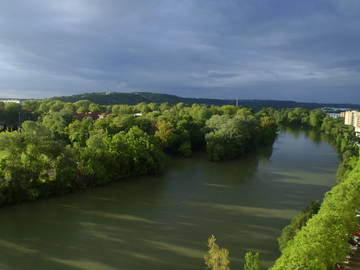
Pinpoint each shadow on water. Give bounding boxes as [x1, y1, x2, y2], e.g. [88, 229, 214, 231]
[0, 129, 339, 270]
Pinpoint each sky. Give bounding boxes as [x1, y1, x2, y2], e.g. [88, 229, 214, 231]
[0, 0, 359, 103]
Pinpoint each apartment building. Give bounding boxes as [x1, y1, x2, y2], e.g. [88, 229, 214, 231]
[344, 111, 360, 137]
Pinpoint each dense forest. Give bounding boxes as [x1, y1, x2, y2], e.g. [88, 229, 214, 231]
[0, 99, 278, 206]
[1, 99, 359, 270]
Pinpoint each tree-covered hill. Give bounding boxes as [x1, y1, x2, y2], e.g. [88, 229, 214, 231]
[50, 91, 360, 109]
[51, 92, 235, 106]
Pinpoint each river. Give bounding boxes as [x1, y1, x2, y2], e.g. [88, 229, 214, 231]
[0, 129, 339, 270]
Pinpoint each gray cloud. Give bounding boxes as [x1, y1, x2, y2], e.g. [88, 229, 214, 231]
[0, 0, 359, 102]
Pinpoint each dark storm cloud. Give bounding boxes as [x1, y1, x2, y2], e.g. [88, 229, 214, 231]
[0, 0, 359, 102]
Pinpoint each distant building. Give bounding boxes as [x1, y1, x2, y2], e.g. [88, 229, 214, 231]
[344, 111, 360, 126]
[0, 99, 21, 104]
[327, 112, 340, 119]
[322, 107, 351, 113]
[344, 111, 360, 137]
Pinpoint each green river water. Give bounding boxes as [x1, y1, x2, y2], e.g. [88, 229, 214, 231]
[0, 129, 339, 270]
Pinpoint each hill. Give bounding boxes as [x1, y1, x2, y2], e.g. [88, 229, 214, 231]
[51, 91, 360, 109]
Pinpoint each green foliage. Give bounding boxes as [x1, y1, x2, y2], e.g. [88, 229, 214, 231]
[178, 141, 192, 157]
[154, 107, 203, 156]
[258, 116, 278, 145]
[41, 111, 73, 140]
[66, 117, 94, 146]
[89, 103, 102, 113]
[309, 109, 325, 127]
[0, 121, 75, 204]
[244, 251, 261, 270]
[4, 102, 21, 113]
[112, 104, 134, 114]
[205, 112, 276, 161]
[204, 235, 231, 270]
[74, 100, 91, 113]
[271, 157, 360, 270]
[277, 200, 321, 251]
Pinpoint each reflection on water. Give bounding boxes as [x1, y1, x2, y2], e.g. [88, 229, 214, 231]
[0, 129, 338, 269]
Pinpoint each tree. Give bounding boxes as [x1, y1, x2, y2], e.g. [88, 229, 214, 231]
[41, 111, 73, 140]
[277, 200, 321, 251]
[66, 117, 94, 146]
[309, 109, 325, 128]
[124, 126, 165, 174]
[49, 101, 65, 112]
[159, 102, 170, 111]
[76, 131, 113, 185]
[0, 121, 72, 203]
[204, 235, 230, 270]
[89, 103, 101, 113]
[258, 116, 278, 145]
[154, 116, 193, 156]
[155, 120, 174, 145]
[205, 114, 258, 161]
[134, 102, 151, 113]
[74, 100, 91, 113]
[63, 103, 76, 113]
[112, 104, 133, 114]
[220, 105, 237, 115]
[244, 251, 261, 270]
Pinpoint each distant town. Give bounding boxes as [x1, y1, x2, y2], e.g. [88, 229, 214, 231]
[342, 111, 360, 137]
[323, 109, 360, 137]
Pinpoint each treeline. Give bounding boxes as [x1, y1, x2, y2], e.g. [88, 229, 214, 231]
[51, 91, 360, 109]
[0, 100, 278, 206]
